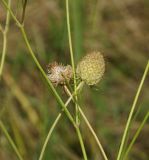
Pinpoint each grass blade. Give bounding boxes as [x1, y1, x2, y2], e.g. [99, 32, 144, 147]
[123, 111, 149, 159]
[0, 121, 23, 160]
[117, 60, 149, 160]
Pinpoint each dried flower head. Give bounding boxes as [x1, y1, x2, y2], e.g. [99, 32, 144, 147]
[47, 62, 73, 86]
[76, 51, 105, 85]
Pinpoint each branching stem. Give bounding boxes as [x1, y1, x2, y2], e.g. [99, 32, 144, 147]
[0, 0, 11, 78]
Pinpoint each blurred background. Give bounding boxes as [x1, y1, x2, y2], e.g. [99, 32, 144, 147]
[0, 0, 149, 160]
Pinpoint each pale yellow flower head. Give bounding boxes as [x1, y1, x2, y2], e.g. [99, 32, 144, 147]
[76, 52, 105, 85]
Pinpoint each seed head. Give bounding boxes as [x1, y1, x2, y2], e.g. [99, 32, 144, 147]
[47, 62, 73, 86]
[76, 51, 105, 85]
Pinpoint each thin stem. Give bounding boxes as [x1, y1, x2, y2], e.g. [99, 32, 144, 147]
[122, 100, 143, 156]
[0, 121, 23, 160]
[20, 26, 75, 125]
[2, 1, 88, 159]
[1, 1, 88, 159]
[21, 0, 28, 24]
[20, 27, 89, 160]
[66, 0, 75, 71]
[1, 0, 21, 26]
[117, 60, 149, 160]
[5, 0, 11, 33]
[1, 0, 75, 127]
[39, 114, 61, 160]
[66, 0, 79, 125]
[0, 34, 7, 77]
[78, 108, 108, 160]
[64, 85, 109, 160]
[21, 19, 88, 160]
[123, 111, 149, 160]
[66, 0, 76, 82]
[39, 82, 84, 160]
[0, 0, 11, 78]
[75, 127, 88, 160]
[19, 30, 88, 159]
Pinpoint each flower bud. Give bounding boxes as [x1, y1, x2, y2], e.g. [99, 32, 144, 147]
[76, 52, 105, 85]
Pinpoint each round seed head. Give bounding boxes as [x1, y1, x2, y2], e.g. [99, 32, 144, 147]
[76, 52, 105, 85]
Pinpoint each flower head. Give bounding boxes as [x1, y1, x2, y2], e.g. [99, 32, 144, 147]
[76, 51, 105, 85]
[47, 62, 73, 86]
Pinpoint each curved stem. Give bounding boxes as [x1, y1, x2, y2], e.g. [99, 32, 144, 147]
[20, 27, 88, 160]
[20, 26, 76, 124]
[1, 1, 88, 159]
[64, 85, 109, 160]
[39, 82, 84, 160]
[117, 60, 149, 160]
[2, 1, 88, 159]
[0, 121, 24, 160]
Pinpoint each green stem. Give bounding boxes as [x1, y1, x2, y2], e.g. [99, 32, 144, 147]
[123, 111, 149, 160]
[0, 33, 7, 77]
[1, 1, 88, 159]
[66, 0, 75, 72]
[0, 121, 23, 160]
[117, 60, 149, 160]
[66, 0, 87, 158]
[78, 108, 108, 160]
[66, 0, 79, 125]
[64, 85, 109, 160]
[122, 100, 143, 156]
[0, 0, 11, 78]
[2, 0, 76, 127]
[39, 114, 61, 160]
[1, 0, 20, 25]
[20, 22, 88, 160]
[20, 26, 75, 125]
[39, 82, 84, 160]
[76, 127, 88, 160]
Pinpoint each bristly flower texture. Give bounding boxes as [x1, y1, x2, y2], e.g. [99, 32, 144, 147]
[76, 51, 105, 85]
[47, 62, 73, 86]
